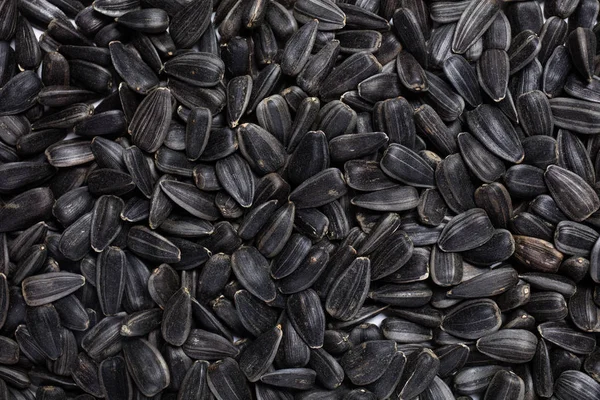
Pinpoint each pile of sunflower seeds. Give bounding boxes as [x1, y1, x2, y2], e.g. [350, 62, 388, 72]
[2, 0, 600, 398]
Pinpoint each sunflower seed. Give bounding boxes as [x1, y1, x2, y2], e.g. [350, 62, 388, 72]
[568, 27, 596, 82]
[240, 324, 282, 382]
[466, 104, 524, 163]
[476, 50, 509, 102]
[109, 41, 158, 95]
[294, 0, 345, 31]
[22, 272, 85, 307]
[395, 348, 439, 399]
[539, 16, 568, 64]
[231, 246, 276, 302]
[538, 321, 596, 355]
[168, 0, 211, 48]
[476, 329, 538, 363]
[484, 370, 525, 400]
[392, 8, 427, 67]
[452, 0, 501, 54]
[554, 370, 600, 400]
[320, 52, 381, 101]
[128, 87, 172, 152]
[123, 339, 170, 396]
[508, 30, 541, 74]
[545, 165, 600, 221]
[443, 55, 482, 108]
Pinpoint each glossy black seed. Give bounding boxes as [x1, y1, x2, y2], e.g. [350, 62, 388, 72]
[466, 104, 524, 163]
[453, 0, 501, 54]
[22, 272, 85, 307]
[0, 0, 599, 398]
[477, 329, 538, 363]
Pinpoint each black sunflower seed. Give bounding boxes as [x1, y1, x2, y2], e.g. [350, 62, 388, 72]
[231, 246, 276, 302]
[128, 225, 181, 263]
[438, 208, 494, 252]
[395, 348, 439, 399]
[466, 104, 524, 163]
[159, 180, 220, 221]
[128, 87, 172, 153]
[320, 52, 381, 101]
[0, 71, 43, 117]
[287, 289, 325, 349]
[293, 0, 345, 31]
[567, 27, 596, 83]
[538, 321, 596, 355]
[453, 0, 501, 54]
[545, 165, 600, 221]
[458, 132, 506, 183]
[508, 30, 541, 74]
[478, 49, 509, 101]
[123, 339, 170, 396]
[554, 370, 600, 400]
[109, 41, 158, 95]
[539, 16, 568, 64]
[22, 272, 85, 307]
[393, 8, 427, 67]
[115, 8, 169, 33]
[168, 0, 211, 48]
[239, 324, 282, 382]
[207, 357, 252, 400]
[96, 246, 126, 316]
[476, 329, 538, 363]
[281, 19, 318, 76]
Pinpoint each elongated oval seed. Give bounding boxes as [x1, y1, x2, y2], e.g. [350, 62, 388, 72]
[22, 272, 85, 306]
